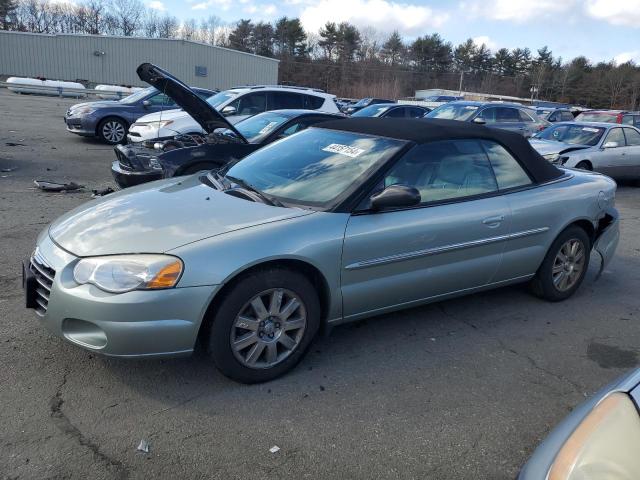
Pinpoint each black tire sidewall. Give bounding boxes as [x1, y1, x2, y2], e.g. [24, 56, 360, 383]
[534, 226, 591, 301]
[575, 161, 591, 171]
[208, 268, 321, 383]
[98, 117, 127, 144]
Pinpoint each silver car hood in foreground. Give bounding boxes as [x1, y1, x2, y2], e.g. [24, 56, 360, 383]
[49, 176, 313, 256]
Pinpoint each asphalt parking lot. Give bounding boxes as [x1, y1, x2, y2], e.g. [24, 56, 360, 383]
[1, 88, 640, 480]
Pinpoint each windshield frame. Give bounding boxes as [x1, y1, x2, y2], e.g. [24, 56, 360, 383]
[222, 127, 410, 212]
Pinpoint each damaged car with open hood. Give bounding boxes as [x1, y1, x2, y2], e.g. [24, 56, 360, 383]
[112, 63, 344, 188]
[24, 117, 619, 383]
[530, 121, 640, 179]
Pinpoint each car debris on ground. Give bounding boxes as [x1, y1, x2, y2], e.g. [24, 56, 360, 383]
[34, 180, 84, 192]
[136, 439, 150, 453]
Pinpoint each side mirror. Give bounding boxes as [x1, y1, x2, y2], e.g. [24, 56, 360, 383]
[221, 105, 237, 116]
[370, 185, 421, 211]
[142, 100, 151, 108]
[473, 117, 486, 125]
[603, 141, 619, 149]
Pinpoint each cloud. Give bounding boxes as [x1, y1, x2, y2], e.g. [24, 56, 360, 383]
[585, 0, 640, 27]
[614, 51, 640, 65]
[242, 2, 277, 16]
[192, 0, 232, 11]
[145, 0, 166, 11]
[472, 36, 497, 50]
[299, 0, 449, 35]
[462, 0, 576, 23]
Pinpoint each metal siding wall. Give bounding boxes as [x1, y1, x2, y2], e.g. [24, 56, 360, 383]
[0, 32, 278, 89]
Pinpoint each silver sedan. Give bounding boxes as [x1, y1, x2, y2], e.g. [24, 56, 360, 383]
[24, 118, 620, 383]
[530, 122, 640, 179]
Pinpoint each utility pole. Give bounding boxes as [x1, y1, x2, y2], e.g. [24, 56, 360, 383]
[458, 71, 464, 96]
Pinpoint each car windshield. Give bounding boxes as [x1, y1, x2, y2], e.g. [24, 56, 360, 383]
[224, 128, 406, 209]
[351, 105, 391, 117]
[575, 112, 618, 123]
[535, 124, 605, 146]
[426, 104, 479, 121]
[119, 87, 156, 104]
[234, 112, 292, 143]
[206, 91, 239, 109]
[353, 98, 372, 107]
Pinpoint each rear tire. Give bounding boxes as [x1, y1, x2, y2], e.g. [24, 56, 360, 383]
[530, 226, 590, 302]
[207, 268, 320, 383]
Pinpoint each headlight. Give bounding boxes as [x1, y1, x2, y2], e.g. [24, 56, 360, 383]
[547, 392, 640, 479]
[148, 156, 162, 170]
[543, 153, 559, 162]
[72, 106, 95, 115]
[73, 255, 183, 293]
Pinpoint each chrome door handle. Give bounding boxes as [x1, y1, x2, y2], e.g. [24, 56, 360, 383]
[482, 215, 504, 227]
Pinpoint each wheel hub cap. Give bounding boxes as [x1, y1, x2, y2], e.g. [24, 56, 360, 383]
[552, 239, 586, 292]
[231, 288, 307, 369]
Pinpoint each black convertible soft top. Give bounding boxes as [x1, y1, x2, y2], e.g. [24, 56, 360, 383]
[315, 117, 563, 184]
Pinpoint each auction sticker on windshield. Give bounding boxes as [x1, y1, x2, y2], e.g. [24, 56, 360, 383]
[322, 144, 366, 158]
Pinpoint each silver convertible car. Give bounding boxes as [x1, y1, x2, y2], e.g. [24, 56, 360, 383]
[530, 121, 640, 179]
[23, 118, 620, 383]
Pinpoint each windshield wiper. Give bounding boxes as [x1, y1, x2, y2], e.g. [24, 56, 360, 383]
[225, 175, 283, 207]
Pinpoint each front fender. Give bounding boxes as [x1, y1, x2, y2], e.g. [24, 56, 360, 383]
[594, 207, 620, 277]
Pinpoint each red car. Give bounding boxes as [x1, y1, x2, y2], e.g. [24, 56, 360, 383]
[575, 110, 640, 127]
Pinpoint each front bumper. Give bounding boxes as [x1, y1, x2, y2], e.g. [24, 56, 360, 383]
[111, 160, 162, 188]
[25, 233, 217, 358]
[64, 115, 96, 137]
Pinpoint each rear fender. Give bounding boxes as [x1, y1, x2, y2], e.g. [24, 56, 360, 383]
[594, 207, 620, 278]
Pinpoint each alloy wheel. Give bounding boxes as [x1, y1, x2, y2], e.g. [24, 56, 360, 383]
[230, 288, 307, 369]
[102, 120, 125, 143]
[552, 238, 586, 292]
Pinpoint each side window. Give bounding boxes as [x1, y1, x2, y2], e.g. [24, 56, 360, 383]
[482, 140, 532, 189]
[518, 109, 534, 122]
[548, 112, 558, 122]
[279, 120, 310, 137]
[305, 95, 325, 110]
[147, 93, 175, 106]
[622, 115, 634, 125]
[624, 128, 640, 146]
[496, 107, 521, 123]
[271, 92, 305, 109]
[229, 92, 267, 115]
[478, 107, 497, 123]
[561, 111, 574, 121]
[605, 128, 626, 146]
[408, 107, 426, 118]
[383, 140, 498, 204]
[385, 107, 406, 118]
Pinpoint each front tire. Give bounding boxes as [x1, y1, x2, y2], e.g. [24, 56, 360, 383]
[208, 268, 320, 383]
[98, 117, 127, 144]
[575, 161, 592, 171]
[530, 226, 590, 301]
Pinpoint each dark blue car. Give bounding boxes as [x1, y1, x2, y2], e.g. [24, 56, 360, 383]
[64, 86, 217, 144]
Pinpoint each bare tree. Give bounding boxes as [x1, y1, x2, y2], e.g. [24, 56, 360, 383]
[110, 0, 143, 36]
[157, 13, 177, 39]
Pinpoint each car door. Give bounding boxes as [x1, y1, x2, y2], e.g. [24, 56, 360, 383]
[269, 92, 305, 110]
[143, 92, 176, 113]
[226, 92, 268, 122]
[595, 127, 631, 178]
[622, 128, 640, 178]
[340, 139, 511, 320]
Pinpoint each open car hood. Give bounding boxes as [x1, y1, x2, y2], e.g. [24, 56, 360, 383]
[136, 63, 247, 143]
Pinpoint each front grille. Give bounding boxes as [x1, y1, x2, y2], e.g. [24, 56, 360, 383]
[30, 252, 56, 316]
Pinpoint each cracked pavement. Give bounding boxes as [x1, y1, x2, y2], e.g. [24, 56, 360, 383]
[2, 89, 640, 479]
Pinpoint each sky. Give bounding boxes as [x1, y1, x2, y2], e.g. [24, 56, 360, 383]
[144, 0, 640, 64]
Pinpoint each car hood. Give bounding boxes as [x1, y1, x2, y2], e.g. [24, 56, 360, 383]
[136, 63, 247, 142]
[529, 139, 590, 156]
[70, 100, 120, 111]
[48, 175, 312, 256]
[133, 108, 187, 124]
